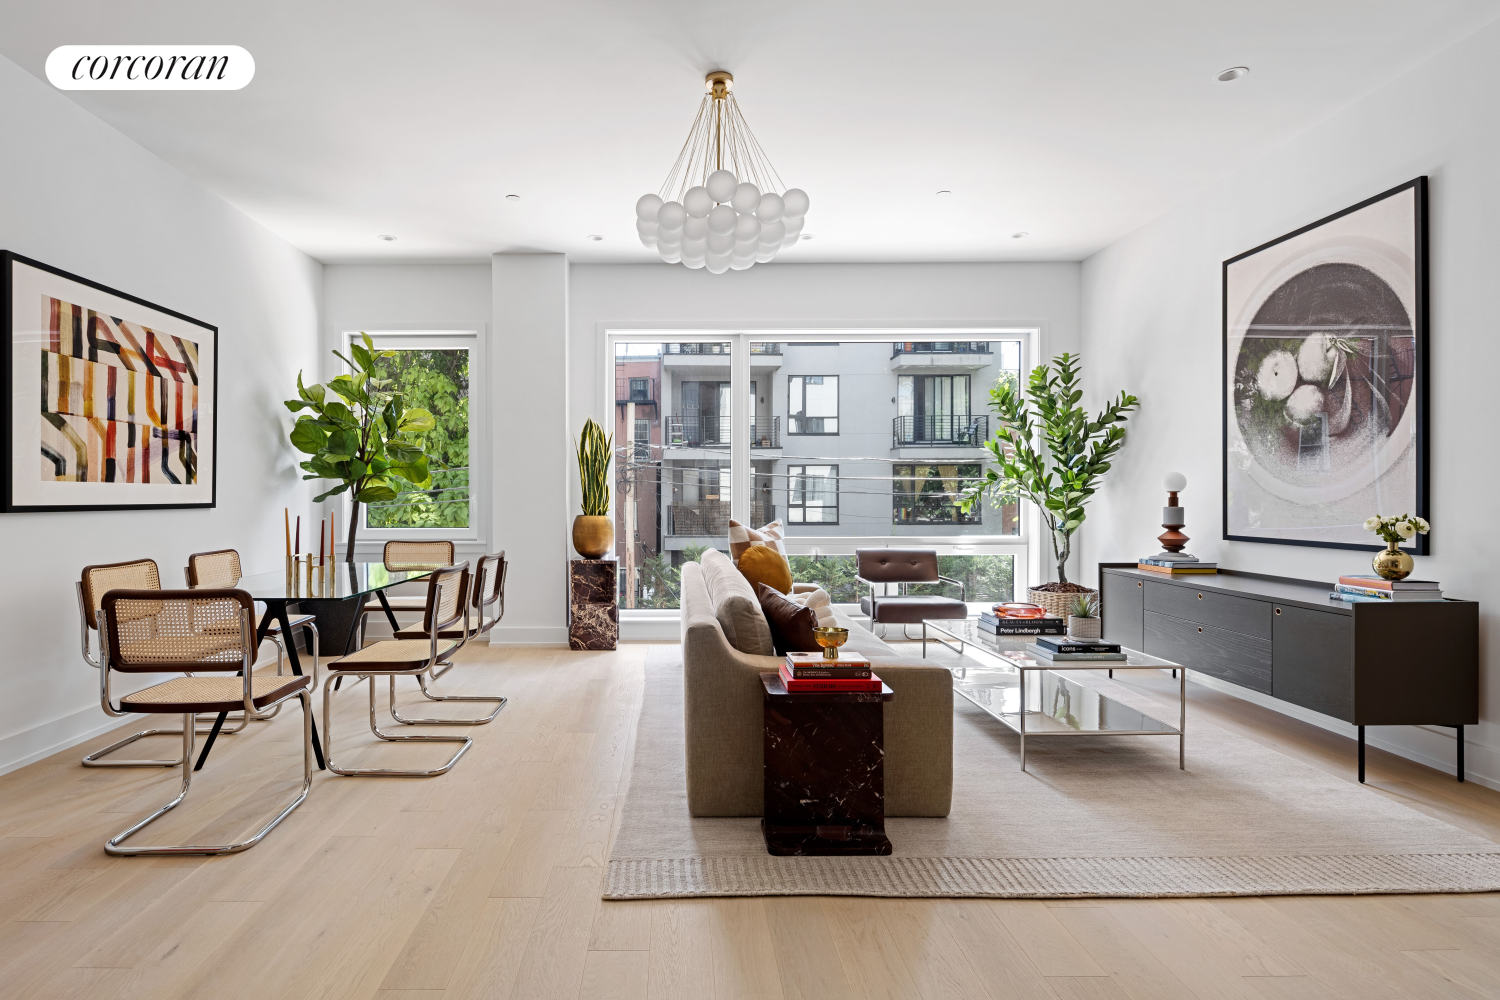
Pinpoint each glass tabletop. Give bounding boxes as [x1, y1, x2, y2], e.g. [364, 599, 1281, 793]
[191, 561, 435, 602]
[951, 662, 1179, 735]
[924, 618, 1181, 671]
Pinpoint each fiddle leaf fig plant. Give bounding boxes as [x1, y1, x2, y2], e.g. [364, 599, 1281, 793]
[957, 352, 1138, 587]
[285, 332, 437, 559]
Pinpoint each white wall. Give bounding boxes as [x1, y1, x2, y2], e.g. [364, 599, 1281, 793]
[1079, 19, 1500, 787]
[0, 55, 322, 773]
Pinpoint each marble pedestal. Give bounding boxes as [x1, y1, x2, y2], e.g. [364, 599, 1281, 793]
[568, 559, 618, 650]
[760, 672, 895, 856]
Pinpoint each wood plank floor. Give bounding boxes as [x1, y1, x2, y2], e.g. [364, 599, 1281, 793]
[2, 643, 1498, 1000]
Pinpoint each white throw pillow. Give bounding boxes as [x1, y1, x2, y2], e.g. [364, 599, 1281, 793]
[802, 588, 831, 610]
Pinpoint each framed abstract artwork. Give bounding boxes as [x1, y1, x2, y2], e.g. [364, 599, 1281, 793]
[1223, 177, 1427, 552]
[2, 252, 217, 512]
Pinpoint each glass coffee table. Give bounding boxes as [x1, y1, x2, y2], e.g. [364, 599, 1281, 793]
[922, 618, 1185, 771]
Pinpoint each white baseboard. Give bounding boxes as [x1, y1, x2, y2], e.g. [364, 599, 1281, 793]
[0, 703, 146, 778]
[620, 617, 680, 642]
[1183, 670, 1497, 792]
[487, 626, 569, 647]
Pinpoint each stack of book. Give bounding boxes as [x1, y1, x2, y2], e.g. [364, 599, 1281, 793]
[1028, 636, 1127, 662]
[977, 612, 1066, 636]
[1331, 576, 1444, 603]
[781, 651, 883, 692]
[1136, 556, 1218, 575]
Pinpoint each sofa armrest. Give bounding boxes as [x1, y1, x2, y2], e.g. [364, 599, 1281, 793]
[871, 658, 954, 817]
[790, 582, 819, 594]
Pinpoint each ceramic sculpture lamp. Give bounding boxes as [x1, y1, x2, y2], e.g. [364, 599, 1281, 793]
[1155, 472, 1194, 562]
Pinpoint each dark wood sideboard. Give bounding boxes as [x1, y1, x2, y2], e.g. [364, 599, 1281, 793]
[1098, 564, 1478, 782]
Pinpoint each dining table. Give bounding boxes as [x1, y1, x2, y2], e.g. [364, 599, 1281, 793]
[188, 560, 437, 771]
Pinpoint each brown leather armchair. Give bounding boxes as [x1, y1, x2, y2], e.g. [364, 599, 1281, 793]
[856, 549, 967, 637]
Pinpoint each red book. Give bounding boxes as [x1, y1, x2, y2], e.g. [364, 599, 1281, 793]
[778, 663, 883, 692]
[1336, 575, 1439, 591]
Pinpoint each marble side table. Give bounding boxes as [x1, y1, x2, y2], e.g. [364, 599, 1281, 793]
[568, 559, 618, 651]
[760, 672, 895, 856]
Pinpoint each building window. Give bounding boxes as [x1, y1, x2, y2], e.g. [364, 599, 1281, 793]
[628, 377, 652, 402]
[892, 463, 983, 524]
[787, 465, 838, 524]
[633, 417, 650, 459]
[359, 338, 472, 530]
[788, 375, 839, 434]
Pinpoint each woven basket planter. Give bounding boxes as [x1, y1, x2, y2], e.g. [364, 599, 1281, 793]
[1026, 586, 1098, 620]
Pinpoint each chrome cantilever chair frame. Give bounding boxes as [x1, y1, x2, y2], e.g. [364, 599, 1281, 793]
[76, 562, 251, 767]
[322, 565, 478, 777]
[98, 592, 313, 856]
[389, 552, 508, 727]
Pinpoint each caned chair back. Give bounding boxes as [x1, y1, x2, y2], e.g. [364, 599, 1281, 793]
[80, 559, 161, 632]
[101, 589, 255, 673]
[384, 540, 455, 571]
[422, 564, 470, 636]
[471, 552, 507, 633]
[185, 549, 242, 588]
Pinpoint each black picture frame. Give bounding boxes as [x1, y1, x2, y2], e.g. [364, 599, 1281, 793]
[1221, 177, 1428, 554]
[2, 251, 218, 512]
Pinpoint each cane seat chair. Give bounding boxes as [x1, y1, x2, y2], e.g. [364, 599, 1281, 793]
[186, 549, 319, 681]
[78, 559, 254, 767]
[358, 540, 456, 646]
[97, 588, 313, 855]
[387, 551, 508, 724]
[323, 564, 480, 776]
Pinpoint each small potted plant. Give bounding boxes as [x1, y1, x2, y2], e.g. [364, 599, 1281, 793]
[573, 418, 614, 558]
[1066, 592, 1101, 640]
[1363, 513, 1430, 581]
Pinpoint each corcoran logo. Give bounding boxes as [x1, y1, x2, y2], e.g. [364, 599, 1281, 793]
[45, 46, 254, 90]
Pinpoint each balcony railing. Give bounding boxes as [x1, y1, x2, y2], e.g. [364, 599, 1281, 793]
[667, 415, 780, 448]
[662, 342, 781, 355]
[891, 342, 993, 357]
[892, 414, 990, 447]
[669, 500, 775, 537]
[615, 376, 656, 405]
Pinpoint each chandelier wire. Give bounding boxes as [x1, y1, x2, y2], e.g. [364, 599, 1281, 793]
[657, 93, 785, 203]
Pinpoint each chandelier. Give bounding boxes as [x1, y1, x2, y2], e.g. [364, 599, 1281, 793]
[635, 71, 809, 272]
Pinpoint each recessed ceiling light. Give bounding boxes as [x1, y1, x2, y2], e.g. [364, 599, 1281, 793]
[377, 235, 397, 241]
[800, 234, 815, 240]
[587, 235, 604, 241]
[936, 190, 952, 196]
[1011, 232, 1028, 239]
[505, 194, 520, 200]
[1217, 66, 1249, 82]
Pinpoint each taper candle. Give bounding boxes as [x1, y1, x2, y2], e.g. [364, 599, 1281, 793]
[284, 508, 291, 562]
[319, 518, 325, 566]
[331, 510, 336, 564]
[295, 516, 300, 554]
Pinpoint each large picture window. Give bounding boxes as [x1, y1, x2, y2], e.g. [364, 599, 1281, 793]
[354, 334, 473, 531]
[787, 464, 838, 524]
[788, 375, 838, 434]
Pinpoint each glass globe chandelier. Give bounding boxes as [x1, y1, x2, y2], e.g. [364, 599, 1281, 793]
[635, 71, 809, 272]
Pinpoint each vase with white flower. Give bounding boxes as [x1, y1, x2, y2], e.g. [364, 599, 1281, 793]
[1363, 513, 1429, 581]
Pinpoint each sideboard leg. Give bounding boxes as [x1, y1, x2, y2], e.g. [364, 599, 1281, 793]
[1457, 725, 1465, 783]
[1357, 725, 1365, 783]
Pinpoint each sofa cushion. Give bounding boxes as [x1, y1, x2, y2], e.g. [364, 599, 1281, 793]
[756, 583, 821, 655]
[860, 593, 968, 624]
[735, 543, 792, 595]
[699, 548, 774, 656]
[832, 607, 899, 660]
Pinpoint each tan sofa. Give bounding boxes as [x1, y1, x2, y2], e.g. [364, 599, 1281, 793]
[681, 549, 953, 817]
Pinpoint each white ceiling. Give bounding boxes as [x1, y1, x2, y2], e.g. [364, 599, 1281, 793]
[3, 1, 1498, 264]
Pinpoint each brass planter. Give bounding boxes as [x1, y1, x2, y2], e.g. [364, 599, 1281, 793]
[572, 515, 614, 559]
[1372, 540, 1414, 581]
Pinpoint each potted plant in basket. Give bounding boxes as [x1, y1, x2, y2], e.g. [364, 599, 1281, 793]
[957, 352, 1138, 617]
[573, 417, 614, 558]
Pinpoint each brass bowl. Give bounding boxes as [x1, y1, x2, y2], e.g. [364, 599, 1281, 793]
[813, 626, 849, 660]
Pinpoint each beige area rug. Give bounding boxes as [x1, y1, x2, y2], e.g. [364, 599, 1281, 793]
[604, 645, 1500, 899]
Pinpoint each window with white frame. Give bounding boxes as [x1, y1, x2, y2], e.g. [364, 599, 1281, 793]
[347, 332, 476, 533]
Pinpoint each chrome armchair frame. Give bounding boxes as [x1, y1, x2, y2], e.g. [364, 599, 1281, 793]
[322, 565, 477, 777]
[98, 595, 313, 856]
[856, 573, 967, 640]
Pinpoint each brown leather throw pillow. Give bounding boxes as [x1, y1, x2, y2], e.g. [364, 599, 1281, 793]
[756, 582, 820, 656]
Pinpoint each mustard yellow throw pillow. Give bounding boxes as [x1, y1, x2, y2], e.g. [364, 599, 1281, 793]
[736, 542, 793, 595]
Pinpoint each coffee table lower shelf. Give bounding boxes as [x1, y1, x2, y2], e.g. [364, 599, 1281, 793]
[921, 618, 1186, 771]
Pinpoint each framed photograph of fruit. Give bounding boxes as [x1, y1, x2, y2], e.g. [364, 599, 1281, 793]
[2, 251, 217, 512]
[1222, 178, 1427, 552]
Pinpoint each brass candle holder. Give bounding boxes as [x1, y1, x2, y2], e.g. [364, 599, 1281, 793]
[812, 626, 849, 660]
